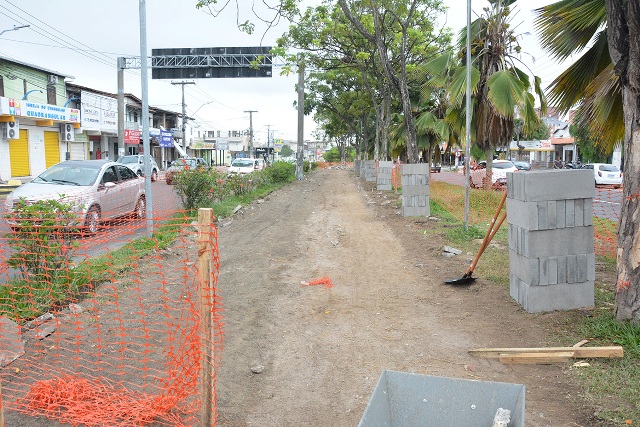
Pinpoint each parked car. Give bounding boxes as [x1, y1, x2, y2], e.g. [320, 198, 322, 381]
[469, 159, 518, 188]
[581, 163, 623, 187]
[228, 158, 266, 174]
[513, 160, 531, 171]
[117, 154, 159, 181]
[4, 160, 146, 234]
[165, 157, 208, 184]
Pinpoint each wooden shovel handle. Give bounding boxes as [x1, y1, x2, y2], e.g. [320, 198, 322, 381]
[464, 191, 507, 276]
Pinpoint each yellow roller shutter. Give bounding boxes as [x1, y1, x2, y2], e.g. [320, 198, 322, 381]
[44, 130, 61, 168]
[9, 129, 30, 177]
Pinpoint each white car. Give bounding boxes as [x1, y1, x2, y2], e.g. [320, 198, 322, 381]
[228, 158, 265, 174]
[582, 163, 623, 187]
[5, 160, 146, 234]
[469, 159, 518, 188]
[117, 154, 159, 181]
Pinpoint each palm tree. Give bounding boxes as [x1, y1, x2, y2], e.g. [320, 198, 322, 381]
[427, 0, 545, 187]
[534, 0, 640, 324]
[533, 0, 622, 154]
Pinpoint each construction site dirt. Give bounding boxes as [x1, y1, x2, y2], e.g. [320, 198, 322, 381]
[4, 167, 615, 426]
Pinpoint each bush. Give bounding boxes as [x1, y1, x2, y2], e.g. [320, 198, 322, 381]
[265, 161, 296, 183]
[4, 199, 79, 282]
[173, 167, 219, 211]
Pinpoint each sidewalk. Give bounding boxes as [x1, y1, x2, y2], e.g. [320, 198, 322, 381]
[0, 178, 28, 198]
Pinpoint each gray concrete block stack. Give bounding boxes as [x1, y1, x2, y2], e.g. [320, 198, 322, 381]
[377, 161, 393, 190]
[363, 160, 376, 182]
[401, 163, 430, 217]
[506, 170, 595, 313]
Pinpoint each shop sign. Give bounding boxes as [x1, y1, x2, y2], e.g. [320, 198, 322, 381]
[0, 97, 80, 122]
[124, 129, 141, 144]
[160, 130, 173, 148]
[81, 91, 117, 132]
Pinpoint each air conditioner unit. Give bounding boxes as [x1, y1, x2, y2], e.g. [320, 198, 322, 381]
[4, 119, 19, 140]
[61, 123, 74, 142]
[48, 75, 58, 85]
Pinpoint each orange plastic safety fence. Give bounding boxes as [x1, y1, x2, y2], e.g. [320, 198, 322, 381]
[302, 277, 334, 288]
[0, 198, 223, 426]
[591, 186, 624, 258]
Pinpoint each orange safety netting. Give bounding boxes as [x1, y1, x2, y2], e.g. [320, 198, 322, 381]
[301, 277, 334, 289]
[0, 196, 223, 426]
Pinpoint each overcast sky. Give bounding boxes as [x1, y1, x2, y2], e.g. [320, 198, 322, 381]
[0, 0, 568, 144]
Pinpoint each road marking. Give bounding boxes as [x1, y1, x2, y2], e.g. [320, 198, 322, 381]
[594, 199, 620, 205]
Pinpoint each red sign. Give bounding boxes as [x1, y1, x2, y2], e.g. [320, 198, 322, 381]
[124, 129, 141, 145]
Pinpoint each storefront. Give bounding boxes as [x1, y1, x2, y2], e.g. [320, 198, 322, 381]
[0, 97, 80, 179]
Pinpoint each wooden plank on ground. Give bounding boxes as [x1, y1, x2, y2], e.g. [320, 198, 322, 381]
[469, 346, 623, 359]
[499, 352, 574, 364]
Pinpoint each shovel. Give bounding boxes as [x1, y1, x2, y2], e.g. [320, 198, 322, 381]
[445, 191, 507, 285]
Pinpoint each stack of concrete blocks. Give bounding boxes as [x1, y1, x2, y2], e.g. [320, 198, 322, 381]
[363, 160, 376, 182]
[401, 164, 430, 217]
[507, 170, 595, 313]
[377, 161, 393, 191]
[354, 159, 362, 177]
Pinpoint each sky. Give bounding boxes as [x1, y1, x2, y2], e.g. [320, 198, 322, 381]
[0, 0, 571, 145]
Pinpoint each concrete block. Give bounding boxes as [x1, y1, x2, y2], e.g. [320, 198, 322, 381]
[507, 170, 595, 201]
[587, 253, 596, 281]
[0, 317, 25, 368]
[557, 255, 567, 284]
[509, 225, 594, 258]
[566, 199, 575, 227]
[401, 163, 430, 175]
[577, 254, 588, 283]
[584, 199, 593, 226]
[509, 250, 540, 286]
[548, 256, 558, 285]
[540, 257, 549, 286]
[547, 200, 557, 229]
[556, 200, 566, 228]
[575, 199, 585, 227]
[567, 254, 578, 284]
[377, 162, 393, 191]
[537, 201, 548, 230]
[506, 198, 539, 230]
[513, 280, 594, 313]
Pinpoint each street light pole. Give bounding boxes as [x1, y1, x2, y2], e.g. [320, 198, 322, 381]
[0, 24, 30, 38]
[172, 80, 195, 151]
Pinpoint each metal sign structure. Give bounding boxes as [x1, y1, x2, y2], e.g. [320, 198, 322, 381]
[119, 46, 273, 79]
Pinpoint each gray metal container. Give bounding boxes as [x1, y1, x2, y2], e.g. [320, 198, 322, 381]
[359, 370, 525, 427]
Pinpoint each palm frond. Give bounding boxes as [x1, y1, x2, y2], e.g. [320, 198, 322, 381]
[533, 0, 606, 61]
[486, 70, 525, 117]
[546, 29, 610, 114]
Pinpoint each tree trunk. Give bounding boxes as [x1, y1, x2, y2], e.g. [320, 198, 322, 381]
[606, 0, 640, 323]
[381, 86, 392, 160]
[484, 146, 494, 189]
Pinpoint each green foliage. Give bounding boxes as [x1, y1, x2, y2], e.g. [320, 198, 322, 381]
[280, 144, 294, 157]
[4, 199, 79, 282]
[323, 146, 355, 162]
[571, 122, 609, 163]
[173, 167, 219, 211]
[265, 161, 296, 183]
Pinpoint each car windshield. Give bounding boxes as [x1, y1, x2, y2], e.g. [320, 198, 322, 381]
[118, 156, 138, 164]
[232, 159, 254, 167]
[33, 164, 100, 186]
[599, 164, 619, 172]
[493, 161, 515, 169]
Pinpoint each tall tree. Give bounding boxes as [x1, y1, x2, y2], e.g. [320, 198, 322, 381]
[336, 0, 448, 163]
[427, 0, 545, 186]
[534, 0, 640, 324]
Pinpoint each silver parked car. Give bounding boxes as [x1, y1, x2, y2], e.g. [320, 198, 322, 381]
[4, 160, 146, 234]
[117, 154, 159, 181]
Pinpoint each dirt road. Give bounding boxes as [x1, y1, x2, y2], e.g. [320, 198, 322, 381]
[215, 168, 596, 426]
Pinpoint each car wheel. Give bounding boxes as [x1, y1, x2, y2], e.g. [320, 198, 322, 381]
[134, 196, 146, 219]
[151, 169, 158, 182]
[84, 206, 101, 234]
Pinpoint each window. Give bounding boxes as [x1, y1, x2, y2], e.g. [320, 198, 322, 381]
[117, 164, 137, 181]
[102, 166, 118, 184]
[47, 84, 56, 105]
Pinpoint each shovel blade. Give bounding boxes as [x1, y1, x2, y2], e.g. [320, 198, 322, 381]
[444, 274, 476, 285]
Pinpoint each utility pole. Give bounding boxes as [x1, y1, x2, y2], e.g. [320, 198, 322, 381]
[244, 110, 257, 157]
[296, 62, 304, 180]
[172, 80, 195, 151]
[265, 124, 276, 163]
